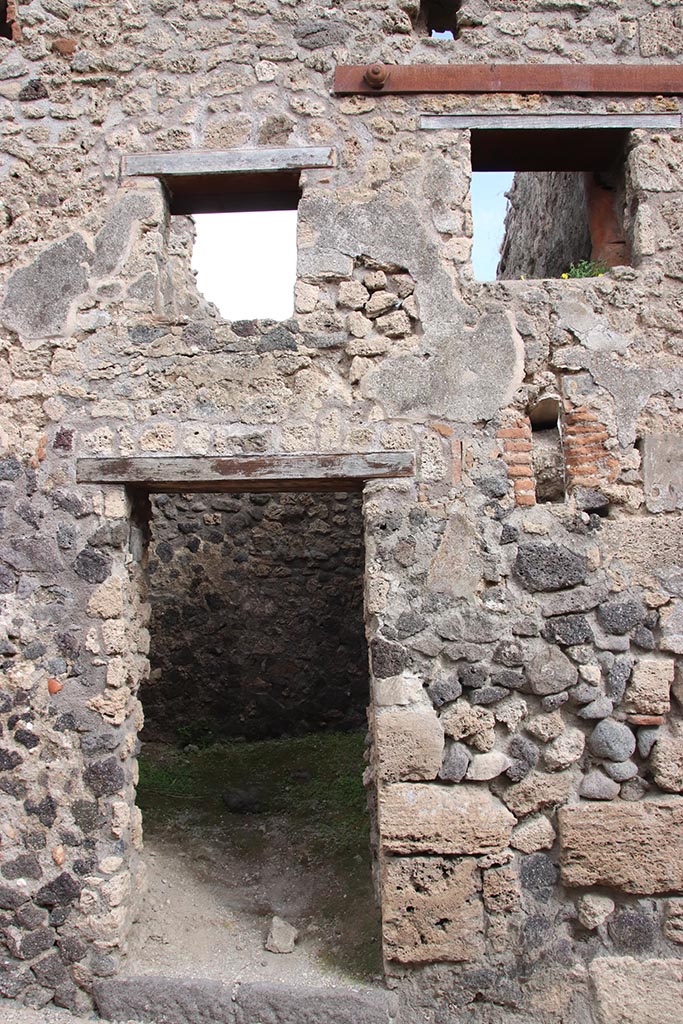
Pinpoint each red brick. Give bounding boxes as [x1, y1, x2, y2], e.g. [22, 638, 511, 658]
[451, 439, 462, 485]
[497, 426, 531, 439]
[503, 452, 533, 466]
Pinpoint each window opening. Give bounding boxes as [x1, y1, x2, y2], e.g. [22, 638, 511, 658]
[190, 209, 297, 320]
[470, 129, 630, 281]
[530, 398, 565, 503]
[153, 157, 304, 321]
[131, 489, 381, 984]
[424, 0, 460, 38]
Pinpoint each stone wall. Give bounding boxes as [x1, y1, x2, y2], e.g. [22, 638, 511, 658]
[143, 491, 367, 743]
[0, 1, 683, 1021]
[498, 171, 592, 280]
[499, 167, 631, 280]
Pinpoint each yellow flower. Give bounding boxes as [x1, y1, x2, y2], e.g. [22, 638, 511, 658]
[561, 273, 569, 279]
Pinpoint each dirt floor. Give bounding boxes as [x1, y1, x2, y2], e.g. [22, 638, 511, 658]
[126, 734, 383, 986]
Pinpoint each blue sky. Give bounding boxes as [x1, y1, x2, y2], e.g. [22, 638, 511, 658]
[471, 171, 514, 281]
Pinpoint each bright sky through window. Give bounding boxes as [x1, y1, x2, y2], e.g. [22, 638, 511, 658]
[191, 210, 297, 321]
[471, 171, 514, 280]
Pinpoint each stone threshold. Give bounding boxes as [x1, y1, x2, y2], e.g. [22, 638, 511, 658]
[94, 975, 397, 1024]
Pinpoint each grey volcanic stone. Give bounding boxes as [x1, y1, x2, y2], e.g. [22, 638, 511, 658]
[607, 910, 657, 953]
[620, 777, 650, 801]
[543, 614, 594, 646]
[428, 676, 462, 707]
[632, 625, 655, 649]
[0, 885, 29, 910]
[0, 564, 18, 593]
[580, 770, 621, 800]
[527, 645, 578, 695]
[0, 748, 22, 771]
[598, 599, 645, 635]
[1, 855, 41, 880]
[95, 976, 237, 1024]
[439, 741, 471, 783]
[83, 757, 125, 797]
[235, 981, 393, 1024]
[73, 547, 111, 584]
[637, 727, 660, 759]
[458, 663, 489, 687]
[588, 720, 636, 762]
[293, 19, 348, 49]
[370, 637, 408, 678]
[515, 544, 588, 592]
[542, 692, 569, 711]
[94, 976, 393, 1024]
[0, 457, 21, 480]
[470, 686, 507, 705]
[571, 683, 603, 705]
[577, 697, 614, 720]
[492, 640, 524, 666]
[506, 735, 539, 781]
[520, 853, 557, 902]
[492, 669, 525, 691]
[18, 926, 57, 959]
[606, 657, 634, 702]
[18, 79, 48, 101]
[603, 760, 638, 782]
[35, 873, 81, 908]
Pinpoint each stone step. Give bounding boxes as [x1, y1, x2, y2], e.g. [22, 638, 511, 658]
[93, 975, 398, 1024]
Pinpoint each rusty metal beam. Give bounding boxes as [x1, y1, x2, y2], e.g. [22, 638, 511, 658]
[76, 452, 415, 494]
[334, 63, 683, 96]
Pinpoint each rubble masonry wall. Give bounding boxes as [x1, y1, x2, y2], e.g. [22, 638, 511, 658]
[1, 1, 683, 1021]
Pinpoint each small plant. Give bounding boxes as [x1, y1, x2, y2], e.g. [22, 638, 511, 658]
[561, 259, 609, 279]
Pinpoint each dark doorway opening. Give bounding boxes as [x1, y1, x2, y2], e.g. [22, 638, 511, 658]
[131, 489, 381, 985]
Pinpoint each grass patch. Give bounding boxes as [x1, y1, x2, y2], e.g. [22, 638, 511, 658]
[137, 731, 369, 861]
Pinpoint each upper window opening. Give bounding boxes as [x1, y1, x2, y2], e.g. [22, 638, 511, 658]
[123, 148, 337, 322]
[469, 128, 630, 282]
[167, 173, 299, 321]
[164, 168, 302, 216]
[424, 0, 459, 38]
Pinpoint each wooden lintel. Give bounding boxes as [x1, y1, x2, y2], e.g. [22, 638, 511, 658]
[421, 112, 683, 131]
[334, 63, 683, 96]
[123, 147, 337, 179]
[76, 452, 415, 494]
[420, 112, 683, 169]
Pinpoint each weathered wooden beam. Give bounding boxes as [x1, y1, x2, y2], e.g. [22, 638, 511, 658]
[421, 113, 683, 170]
[335, 63, 683, 96]
[421, 113, 683, 131]
[76, 452, 415, 494]
[123, 147, 337, 179]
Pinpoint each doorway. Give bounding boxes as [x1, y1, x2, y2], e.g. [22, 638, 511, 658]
[130, 488, 382, 985]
